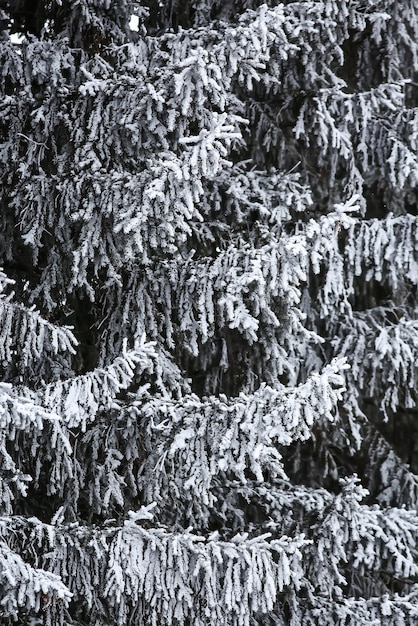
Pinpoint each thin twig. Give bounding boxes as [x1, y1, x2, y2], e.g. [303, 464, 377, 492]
[16, 132, 49, 149]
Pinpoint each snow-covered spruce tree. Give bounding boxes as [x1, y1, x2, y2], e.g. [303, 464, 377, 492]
[1, 0, 418, 623]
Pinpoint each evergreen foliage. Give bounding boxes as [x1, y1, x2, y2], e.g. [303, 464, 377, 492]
[1, 0, 418, 623]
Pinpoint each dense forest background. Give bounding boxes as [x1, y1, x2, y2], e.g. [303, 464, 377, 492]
[1, 0, 418, 624]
